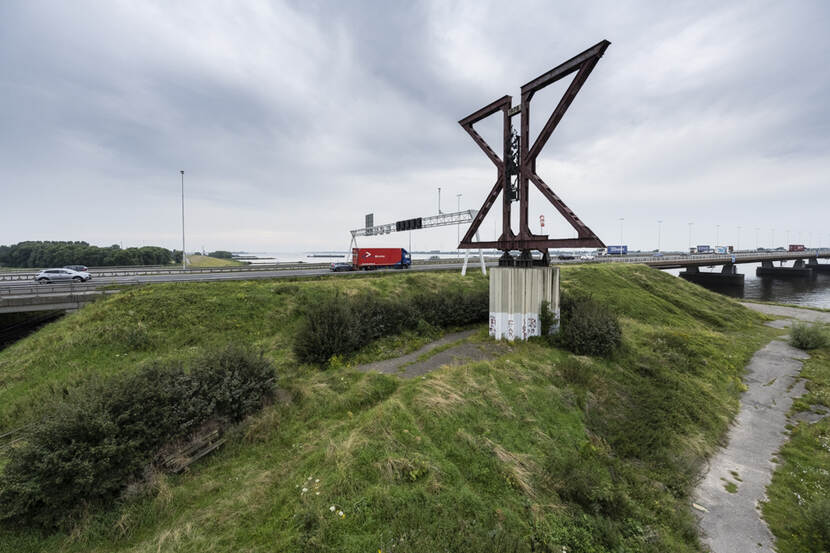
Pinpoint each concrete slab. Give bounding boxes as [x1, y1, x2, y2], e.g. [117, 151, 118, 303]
[693, 338, 809, 553]
[740, 302, 830, 324]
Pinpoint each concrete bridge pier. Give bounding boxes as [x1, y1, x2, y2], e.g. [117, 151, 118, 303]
[806, 257, 830, 272]
[489, 266, 559, 341]
[756, 259, 813, 277]
[679, 264, 745, 286]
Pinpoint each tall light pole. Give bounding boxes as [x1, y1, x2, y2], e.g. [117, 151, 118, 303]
[688, 222, 693, 251]
[180, 170, 186, 270]
[657, 220, 662, 251]
[715, 224, 720, 246]
[456, 193, 462, 250]
[755, 227, 760, 250]
[438, 187, 442, 214]
[619, 217, 624, 245]
[737, 226, 741, 251]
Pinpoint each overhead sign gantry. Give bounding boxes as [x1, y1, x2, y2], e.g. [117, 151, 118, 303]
[348, 209, 486, 275]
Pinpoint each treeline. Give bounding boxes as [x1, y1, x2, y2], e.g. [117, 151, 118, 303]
[0, 241, 179, 268]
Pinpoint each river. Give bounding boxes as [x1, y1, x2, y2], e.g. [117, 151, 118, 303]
[665, 263, 830, 309]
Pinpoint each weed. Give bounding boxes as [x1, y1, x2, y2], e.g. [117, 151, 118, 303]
[790, 323, 828, 350]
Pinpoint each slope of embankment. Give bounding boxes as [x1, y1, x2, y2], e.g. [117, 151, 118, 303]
[0, 265, 775, 552]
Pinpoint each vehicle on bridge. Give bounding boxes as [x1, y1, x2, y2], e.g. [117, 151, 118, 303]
[35, 268, 92, 283]
[789, 244, 806, 252]
[696, 245, 712, 254]
[351, 248, 411, 270]
[605, 245, 628, 255]
[329, 262, 355, 272]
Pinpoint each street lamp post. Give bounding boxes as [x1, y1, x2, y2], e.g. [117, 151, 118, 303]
[657, 220, 662, 251]
[688, 222, 693, 251]
[715, 224, 720, 246]
[755, 227, 760, 250]
[457, 194, 462, 244]
[180, 170, 186, 270]
[438, 187, 442, 214]
[619, 217, 624, 245]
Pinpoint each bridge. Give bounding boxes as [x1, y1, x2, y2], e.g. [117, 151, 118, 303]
[1, 249, 828, 315]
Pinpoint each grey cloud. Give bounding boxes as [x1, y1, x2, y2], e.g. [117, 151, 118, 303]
[1, 0, 828, 252]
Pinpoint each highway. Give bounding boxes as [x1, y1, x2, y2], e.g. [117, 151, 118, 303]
[0, 261, 491, 296]
[2, 248, 829, 301]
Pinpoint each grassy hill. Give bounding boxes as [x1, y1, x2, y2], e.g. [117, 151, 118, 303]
[0, 265, 775, 552]
[185, 254, 245, 268]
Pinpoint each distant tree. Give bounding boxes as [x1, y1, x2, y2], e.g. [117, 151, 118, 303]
[208, 250, 234, 259]
[0, 241, 178, 268]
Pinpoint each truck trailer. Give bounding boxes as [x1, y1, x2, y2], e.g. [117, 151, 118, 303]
[605, 245, 628, 255]
[351, 248, 411, 270]
[788, 244, 806, 252]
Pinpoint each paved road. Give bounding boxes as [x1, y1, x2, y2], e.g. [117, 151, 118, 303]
[0, 262, 493, 296]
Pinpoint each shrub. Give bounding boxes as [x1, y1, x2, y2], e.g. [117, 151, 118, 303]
[293, 288, 488, 365]
[539, 300, 558, 335]
[558, 294, 621, 357]
[293, 293, 360, 364]
[0, 346, 275, 529]
[790, 323, 828, 350]
[804, 497, 830, 552]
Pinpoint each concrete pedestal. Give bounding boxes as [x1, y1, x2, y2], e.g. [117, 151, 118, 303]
[756, 259, 813, 277]
[679, 264, 745, 286]
[489, 266, 559, 341]
[805, 258, 830, 272]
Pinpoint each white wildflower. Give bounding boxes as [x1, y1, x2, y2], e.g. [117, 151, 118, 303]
[329, 505, 336, 512]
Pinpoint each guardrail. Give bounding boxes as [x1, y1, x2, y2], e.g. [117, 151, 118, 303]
[0, 257, 488, 281]
[571, 249, 830, 268]
[0, 280, 138, 297]
[1, 250, 826, 282]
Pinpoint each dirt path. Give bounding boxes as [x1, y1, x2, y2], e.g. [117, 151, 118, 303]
[355, 329, 506, 379]
[693, 302, 824, 552]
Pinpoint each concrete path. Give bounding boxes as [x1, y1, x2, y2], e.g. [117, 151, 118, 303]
[693, 338, 808, 552]
[740, 302, 830, 324]
[694, 302, 828, 552]
[355, 329, 505, 379]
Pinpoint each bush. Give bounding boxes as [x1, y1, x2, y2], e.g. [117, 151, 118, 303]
[293, 288, 488, 365]
[790, 323, 828, 350]
[804, 497, 830, 552]
[558, 294, 621, 357]
[0, 346, 275, 529]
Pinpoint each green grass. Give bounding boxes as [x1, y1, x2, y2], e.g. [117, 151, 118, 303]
[762, 348, 830, 553]
[185, 254, 245, 268]
[0, 264, 776, 552]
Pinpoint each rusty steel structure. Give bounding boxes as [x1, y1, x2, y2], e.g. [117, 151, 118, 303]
[458, 40, 610, 266]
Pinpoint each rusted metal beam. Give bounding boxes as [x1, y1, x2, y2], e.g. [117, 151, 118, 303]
[458, 40, 610, 257]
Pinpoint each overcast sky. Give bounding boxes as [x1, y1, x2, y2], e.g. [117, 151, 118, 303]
[1, 0, 828, 254]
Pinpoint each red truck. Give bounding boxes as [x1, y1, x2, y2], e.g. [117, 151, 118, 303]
[351, 248, 411, 270]
[788, 244, 806, 252]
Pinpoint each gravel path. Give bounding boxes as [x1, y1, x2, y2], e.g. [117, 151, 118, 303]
[355, 329, 505, 379]
[693, 302, 825, 552]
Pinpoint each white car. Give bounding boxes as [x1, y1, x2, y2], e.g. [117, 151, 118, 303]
[579, 254, 594, 260]
[35, 268, 92, 283]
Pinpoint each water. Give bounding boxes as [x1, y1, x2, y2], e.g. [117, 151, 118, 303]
[665, 263, 830, 309]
